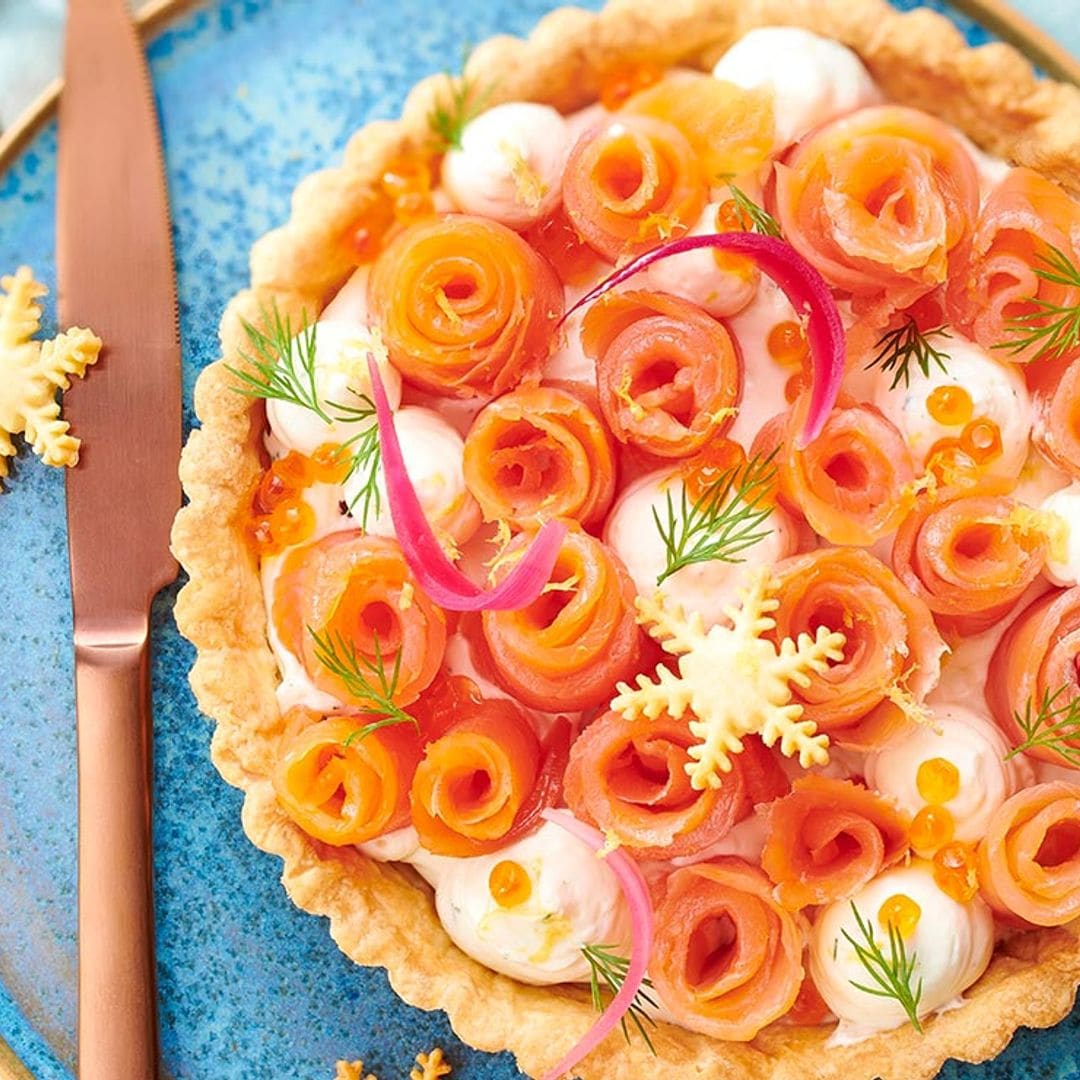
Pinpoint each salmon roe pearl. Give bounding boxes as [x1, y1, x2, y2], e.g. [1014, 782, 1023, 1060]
[269, 497, 317, 547]
[926, 385, 973, 427]
[933, 842, 979, 903]
[249, 516, 278, 554]
[961, 418, 1003, 464]
[712, 202, 758, 276]
[274, 451, 315, 489]
[878, 893, 922, 938]
[768, 321, 809, 367]
[909, 804, 955, 855]
[311, 442, 352, 485]
[784, 372, 807, 404]
[916, 757, 961, 805]
[926, 438, 980, 487]
[599, 61, 663, 111]
[681, 439, 747, 503]
[489, 860, 533, 908]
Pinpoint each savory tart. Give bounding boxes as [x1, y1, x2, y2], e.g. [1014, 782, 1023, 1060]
[172, 1, 1080, 1077]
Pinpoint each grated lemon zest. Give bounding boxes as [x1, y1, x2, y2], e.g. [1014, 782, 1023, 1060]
[611, 568, 845, 790]
[498, 140, 548, 210]
[614, 369, 647, 422]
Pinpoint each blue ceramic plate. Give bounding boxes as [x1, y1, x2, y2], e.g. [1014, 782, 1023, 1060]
[0, 1, 1076, 1077]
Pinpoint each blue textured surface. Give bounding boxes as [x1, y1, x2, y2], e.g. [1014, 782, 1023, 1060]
[0, 1, 1076, 1078]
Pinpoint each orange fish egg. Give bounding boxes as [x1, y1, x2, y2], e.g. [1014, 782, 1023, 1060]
[878, 893, 922, 938]
[961, 418, 1003, 464]
[343, 198, 396, 264]
[926, 385, 973, 427]
[269, 497, 317, 548]
[910, 804, 955, 855]
[310, 442, 353, 485]
[599, 61, 663, 111]
[934, 842, 979, 902]
[489, 860, 533, 908]
[916, 757, 961, 805]
[768, 321, 810, 367]
[712, 201, 757, 277]
[925, 438, 981, 489]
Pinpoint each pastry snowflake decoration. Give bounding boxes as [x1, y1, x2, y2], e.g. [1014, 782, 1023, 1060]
[0, 266, 101, 480]
[611, 567, 847, 790]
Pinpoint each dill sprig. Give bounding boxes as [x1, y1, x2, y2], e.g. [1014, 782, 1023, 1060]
[841, 902, 924, 1033]
[653, 450, 777, 585]
[227, 302, 383, 528]
[727, 182, 782, 238]
[1004, 684, 1080, 767]
[580, 944, 658, 1055]
[867, 317, 951, 390]
[229, 305, 330, 421]
[428, 72, 491, 153]
[997, 243, 1080, 362]
[307, 626, 417, 742]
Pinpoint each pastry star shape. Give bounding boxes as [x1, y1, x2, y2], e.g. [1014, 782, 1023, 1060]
[611, 567, 846, 791]
[0, 266, 101, 479]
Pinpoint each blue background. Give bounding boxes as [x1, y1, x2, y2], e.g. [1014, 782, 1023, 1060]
[0, 1, 1075, 1077]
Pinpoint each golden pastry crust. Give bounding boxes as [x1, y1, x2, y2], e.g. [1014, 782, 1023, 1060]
[171, 1, 1080, 1076]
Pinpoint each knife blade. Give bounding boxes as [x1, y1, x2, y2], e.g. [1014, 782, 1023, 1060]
[56, 0, 181, 1077]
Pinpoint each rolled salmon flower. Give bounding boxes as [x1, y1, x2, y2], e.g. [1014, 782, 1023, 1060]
[272, 713, 421, 846]
[562, 113, 708, 262]
[367, 214, 563, 398]
[773, 105, 980, 307]
[581, 290, 741, 458]
[481, 523, 643, 711]
[761, 776, 909, 910]
[987, 587, 1080, 769]
[462, 384, 616, 529]
[769, 547, 946, 746]
[776, 398, 916, 546]
[649, 857, 803, 1041]
[562, 709, 749, 859]
[947, 167, 1080, 364]
[272, 532, 446, 708]
[410, 687, 542, 857]
[1033, 356, 1080, 479]
[977, 782, 1080, 926]
[892, 493, 1050, 636]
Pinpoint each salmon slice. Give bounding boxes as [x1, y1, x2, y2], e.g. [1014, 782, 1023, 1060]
[769, 547, 946, 746]
[977, 782, 1080, 926]
[1033, 355, 1080, 479]
[411, 688, 541, 856]
[481, 523, 643, 711]
[581, 290, 742, 458]
[562, 709, 750, 859]
[773, 105, 979, 307]
[777, 397, 916, 546]
[462, 384, 616, 529]
[892, 493, 1049, 636]
[367, 214, 563, 398]
[562, 113, 707, 262]
[947, 167, 1080, 365]
[272, 712, 421, 845]
[650, 857, 803, 1040]
[272, 532, 446, 708]
[987, 586, 1080, 769]
[761, 776, 909, 909]
[622, 70, 774, 182]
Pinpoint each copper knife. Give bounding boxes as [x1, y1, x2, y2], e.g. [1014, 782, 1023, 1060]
[56, 0, 181, 1077]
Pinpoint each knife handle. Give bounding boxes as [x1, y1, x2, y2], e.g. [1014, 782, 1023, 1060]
[74, 620, 159, 1080]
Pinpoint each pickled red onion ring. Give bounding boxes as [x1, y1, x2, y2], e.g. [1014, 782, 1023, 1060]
[539, 808, 654, 1080]
[560, 233, 845, 447]
[367, 355, 567, 611]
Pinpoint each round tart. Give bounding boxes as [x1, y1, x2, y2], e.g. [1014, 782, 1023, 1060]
[173, 1, 1080, 1077]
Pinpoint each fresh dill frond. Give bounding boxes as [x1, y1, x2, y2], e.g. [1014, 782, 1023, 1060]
[997, 243, 1080, 362]
[327, 393, 383, 530]
[580, 944, 658, 1055]
[228, 304, 330, 421]
[727, 183, 782, 238]
[867, 317, 951, 391]
[653, 450, 777, 585]
[1005, 684, 1080, 767]
[428, 71, 492, 154]
[841, 902, 924, 1034]
[307, 626, 416, 740]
